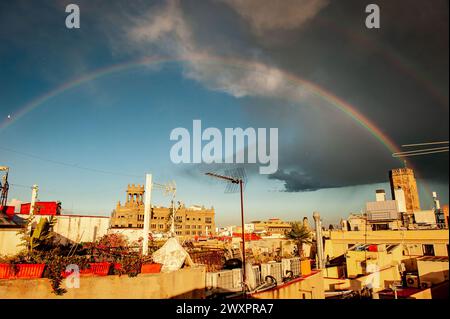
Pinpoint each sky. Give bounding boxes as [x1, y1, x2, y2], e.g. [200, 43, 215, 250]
[0, 0, 448, 227]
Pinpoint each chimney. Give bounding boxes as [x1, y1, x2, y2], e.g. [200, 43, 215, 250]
[313, 212, 325, 269]
[375, 189, 386, 202]
[433, 192, 441, 210]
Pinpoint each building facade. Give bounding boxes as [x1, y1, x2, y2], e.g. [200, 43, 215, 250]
[110, 184, 215, 238]
[389, 168, 421, 213]
[251, 218, 292, 235]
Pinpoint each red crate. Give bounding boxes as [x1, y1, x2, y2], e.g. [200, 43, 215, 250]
[0, 264, 13, 279]
[62, 262, 111, 278]
[90, 262, 111, 276]
[15, 264, 45, 279]
[140, 263, 162, 274]
[0, 264, 45, 279]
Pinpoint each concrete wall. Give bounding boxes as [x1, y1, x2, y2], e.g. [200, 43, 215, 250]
[0, 266, 206, 299]
[251, 271, 324, 299]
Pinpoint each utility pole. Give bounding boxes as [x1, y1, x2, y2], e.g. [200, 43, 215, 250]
[142, 174, 152, 256]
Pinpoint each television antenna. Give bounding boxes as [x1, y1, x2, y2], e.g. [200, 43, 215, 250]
[0, 166, 9, 207]
[205, 167, 248, 295]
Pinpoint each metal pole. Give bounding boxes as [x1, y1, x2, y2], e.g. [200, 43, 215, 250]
[239, 179, 246, 294]
[142, 174, 152, 256]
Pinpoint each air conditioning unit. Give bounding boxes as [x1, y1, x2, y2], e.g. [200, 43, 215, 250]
[420, 281, 432, 289]
[251, 265, 262, 287]
[232, 268, 242, 289]
[406, 274, 420, 288]
[281, 257, 301, 277]
[261, 262, 283, 285]
[206, 270, 235, 290]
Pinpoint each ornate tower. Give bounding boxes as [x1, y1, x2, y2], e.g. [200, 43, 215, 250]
[389, 168, 421, 213]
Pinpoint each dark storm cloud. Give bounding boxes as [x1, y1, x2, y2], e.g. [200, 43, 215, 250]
[3, 0, 447, 192]
[117, 0, 447, 192]
[268, 170, 337, 192]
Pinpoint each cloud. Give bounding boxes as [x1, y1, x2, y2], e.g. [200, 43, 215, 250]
[113, 0, 448, 193]
[218, 0, 329, 34]
[268, 169, 336, 192]
[125, 0, 313, 101]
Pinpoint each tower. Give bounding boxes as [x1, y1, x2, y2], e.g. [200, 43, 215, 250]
[389, 168, 421, 213]
[125, 184, 145, 207]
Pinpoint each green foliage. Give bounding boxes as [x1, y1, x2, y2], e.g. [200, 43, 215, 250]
[285, 222, 312, 258]
[17, 215, 56, 253]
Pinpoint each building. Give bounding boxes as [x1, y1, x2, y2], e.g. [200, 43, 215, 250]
[344, 214, 368, 232]
[251, 218, 292, 235]
[110, 184, 215, 238]
[345, 243, 403, 278]
[389, 167, 421, 213]
[365, 190, 402, 230]
[153, 204, 215, 237]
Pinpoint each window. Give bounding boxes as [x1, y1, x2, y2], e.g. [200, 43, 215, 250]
[185, 231, 190, 235]
[151, 224, 156, 229]
[205, 217, 212, 224]
[128, 224, 132, 228]
[423, 244, 435, 256]
[185, 225, 190, 229]
[159, 224, 164, 229]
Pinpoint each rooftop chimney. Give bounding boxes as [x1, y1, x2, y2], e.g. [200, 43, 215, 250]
[375, 189, 386, 202]
[313, 212, 325, 269]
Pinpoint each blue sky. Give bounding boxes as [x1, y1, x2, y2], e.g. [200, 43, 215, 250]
[0, 0, 448, 226]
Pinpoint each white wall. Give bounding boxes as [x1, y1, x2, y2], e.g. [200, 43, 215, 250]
[0, 229, 23, 256]
[0, 214, 111, 256]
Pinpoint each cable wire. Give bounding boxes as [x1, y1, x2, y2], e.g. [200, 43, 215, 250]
[1, 146, 141, 178]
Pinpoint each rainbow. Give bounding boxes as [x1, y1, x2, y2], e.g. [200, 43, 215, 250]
[0, 54, 402, 159]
